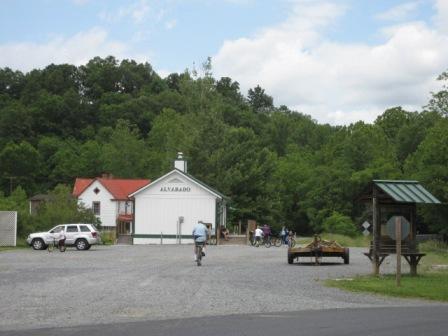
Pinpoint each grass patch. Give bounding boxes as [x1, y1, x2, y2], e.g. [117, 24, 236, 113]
[0, 238, 28, 252]
[326, 240, 448, 301]
[326, 272, 448, 302]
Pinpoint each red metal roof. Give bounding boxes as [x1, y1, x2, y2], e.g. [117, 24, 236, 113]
[73, 177, 150, 200]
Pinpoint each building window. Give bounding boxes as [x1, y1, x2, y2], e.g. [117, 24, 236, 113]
[92, 201, 101, 216]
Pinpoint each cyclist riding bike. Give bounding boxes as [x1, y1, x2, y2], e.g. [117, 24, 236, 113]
[192, 221, 209, 266]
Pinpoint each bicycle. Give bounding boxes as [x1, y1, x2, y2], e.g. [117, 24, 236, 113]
[48, 237, 66, 252]
[208, 235, 217, 245]
[287, 236, 296, 248]
[253, 235, 271, 248]
[270, 236, 283, 247]
[195, 241, 205, 266]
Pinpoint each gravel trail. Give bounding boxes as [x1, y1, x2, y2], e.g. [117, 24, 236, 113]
[0, 245, 443, 331]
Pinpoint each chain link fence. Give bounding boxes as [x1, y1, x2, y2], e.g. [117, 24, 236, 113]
[0, 211, 17, 246]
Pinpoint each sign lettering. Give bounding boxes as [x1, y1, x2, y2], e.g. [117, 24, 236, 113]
[160, 186, 191, 192]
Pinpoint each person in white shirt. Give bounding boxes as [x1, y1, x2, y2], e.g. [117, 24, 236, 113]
[254, 226, 263, 245]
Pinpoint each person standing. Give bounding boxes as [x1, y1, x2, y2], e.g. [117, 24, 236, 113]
[280, 226, 286, 245]
[262, 224, 271, 243]
[254, 225, 263, 245]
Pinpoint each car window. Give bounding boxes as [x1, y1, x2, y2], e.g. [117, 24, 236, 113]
[66, 225, 79, 233]
[80, 225, 90, 232]
[50, 226, 64, 233]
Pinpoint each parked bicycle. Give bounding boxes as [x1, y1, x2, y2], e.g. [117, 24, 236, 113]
[208, 235, 217, 245]
[270, 235, 283, 247]
[287, 236, 296, 248]
[252, 235, 271, 248]
[48, 236, 66, 252]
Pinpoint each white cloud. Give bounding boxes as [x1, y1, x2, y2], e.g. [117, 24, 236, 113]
[99, 0, 151, 24]
[0, 27, 150, 72]
[213, 0, 448, 124]
[165, 19, 177, 30]
[375, 1, 421, 22]
[72, 0, 90, 5]
[434, 0, 448, 33]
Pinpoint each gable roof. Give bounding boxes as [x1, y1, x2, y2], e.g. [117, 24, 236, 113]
[73, 177, 151, 200]
[129, 169, 225, 199]
[373, 180, 441, 204]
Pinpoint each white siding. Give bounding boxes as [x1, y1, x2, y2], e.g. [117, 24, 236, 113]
[117, 201, 132, 215]
[133, 171, 218, 244]
[77, 180, 117, 228]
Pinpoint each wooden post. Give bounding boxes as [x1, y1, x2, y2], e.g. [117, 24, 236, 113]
[396, 216, 402, 287]
[372, 188, 380, 275]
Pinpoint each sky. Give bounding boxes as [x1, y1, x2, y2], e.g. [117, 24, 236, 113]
[1, 0, 447, 125]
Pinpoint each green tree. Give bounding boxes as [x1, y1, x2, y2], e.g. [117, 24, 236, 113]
[0, 186, 32, 237]
[404, 119, 448, 234]
[0, 141, 42, 194]
[100, 119, 149, 178]
[426, 70, 448, 116]
[247, 85, 273, 113]
[322, 211, 358, 237]
[32, 184, 99, 232]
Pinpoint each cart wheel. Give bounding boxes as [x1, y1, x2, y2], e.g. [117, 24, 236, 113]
[343, 248, 350, 264]
[288, 253, 294, 264]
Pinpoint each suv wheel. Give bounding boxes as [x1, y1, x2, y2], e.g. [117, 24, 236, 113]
[75, 239, 89, 251]
[32, 238, 45, 250]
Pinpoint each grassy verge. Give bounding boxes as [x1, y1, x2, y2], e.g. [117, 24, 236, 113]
[326, 240, 448, 301]
[0, 238, 28, 251]
[326, 273, 448, 301]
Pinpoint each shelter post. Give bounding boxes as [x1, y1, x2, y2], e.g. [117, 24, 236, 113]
[372, 187, 380, 275]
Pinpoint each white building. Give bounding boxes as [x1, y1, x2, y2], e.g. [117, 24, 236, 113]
[130, 153, 227, 244]
[72, 177, 150, 236]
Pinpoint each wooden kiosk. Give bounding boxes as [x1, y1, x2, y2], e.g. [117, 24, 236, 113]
[362, 180, 441, 276]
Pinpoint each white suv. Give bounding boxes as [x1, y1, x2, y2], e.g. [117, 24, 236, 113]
[26, 224, 101, 251]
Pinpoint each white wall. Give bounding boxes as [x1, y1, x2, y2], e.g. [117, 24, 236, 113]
[133, 171, 218, 244]
[77, 180, 117, 228]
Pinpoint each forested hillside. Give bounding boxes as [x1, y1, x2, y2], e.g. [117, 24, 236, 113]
[1, 56, 447, 236]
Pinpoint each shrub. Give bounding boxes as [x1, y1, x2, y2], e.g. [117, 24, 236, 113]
[322, 211, 358, 237]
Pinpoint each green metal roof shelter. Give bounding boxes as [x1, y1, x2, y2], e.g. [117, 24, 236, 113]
[362, 180, 441, 275]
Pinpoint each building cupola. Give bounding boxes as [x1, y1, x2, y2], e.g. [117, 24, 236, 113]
[174, 152, 187, 173]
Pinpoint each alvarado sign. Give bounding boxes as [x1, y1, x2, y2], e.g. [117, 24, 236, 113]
[160, 186, 191, 192]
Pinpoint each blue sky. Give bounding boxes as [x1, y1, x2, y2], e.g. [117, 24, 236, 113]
[1, 0, 447, 124]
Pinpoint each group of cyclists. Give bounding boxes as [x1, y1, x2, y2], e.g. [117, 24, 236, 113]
[253, 224, 295, 246]
[192, 221, 296, 266]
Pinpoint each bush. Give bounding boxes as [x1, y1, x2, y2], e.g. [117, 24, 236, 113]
[100, 230, 116, 245]
[322, 211, 358, 237]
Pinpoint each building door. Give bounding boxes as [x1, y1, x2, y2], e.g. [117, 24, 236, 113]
[118, 221, 130, 235]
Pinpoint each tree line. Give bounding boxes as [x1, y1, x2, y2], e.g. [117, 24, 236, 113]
[0, 56, 447, 237]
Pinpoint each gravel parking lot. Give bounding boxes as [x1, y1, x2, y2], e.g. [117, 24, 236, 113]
[0, 245, 440, 331]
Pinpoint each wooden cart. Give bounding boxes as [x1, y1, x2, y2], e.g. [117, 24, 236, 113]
[287, 235, 349, 265]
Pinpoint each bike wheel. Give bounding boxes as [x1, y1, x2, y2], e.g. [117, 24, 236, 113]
[264, 240, 271, 248]
[59, 244, 66, 252]
[48, 243, 54, 252]
[288, 238, 296, 248]
[196, 246, 202, 266]
[273, 237, 282, 247]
